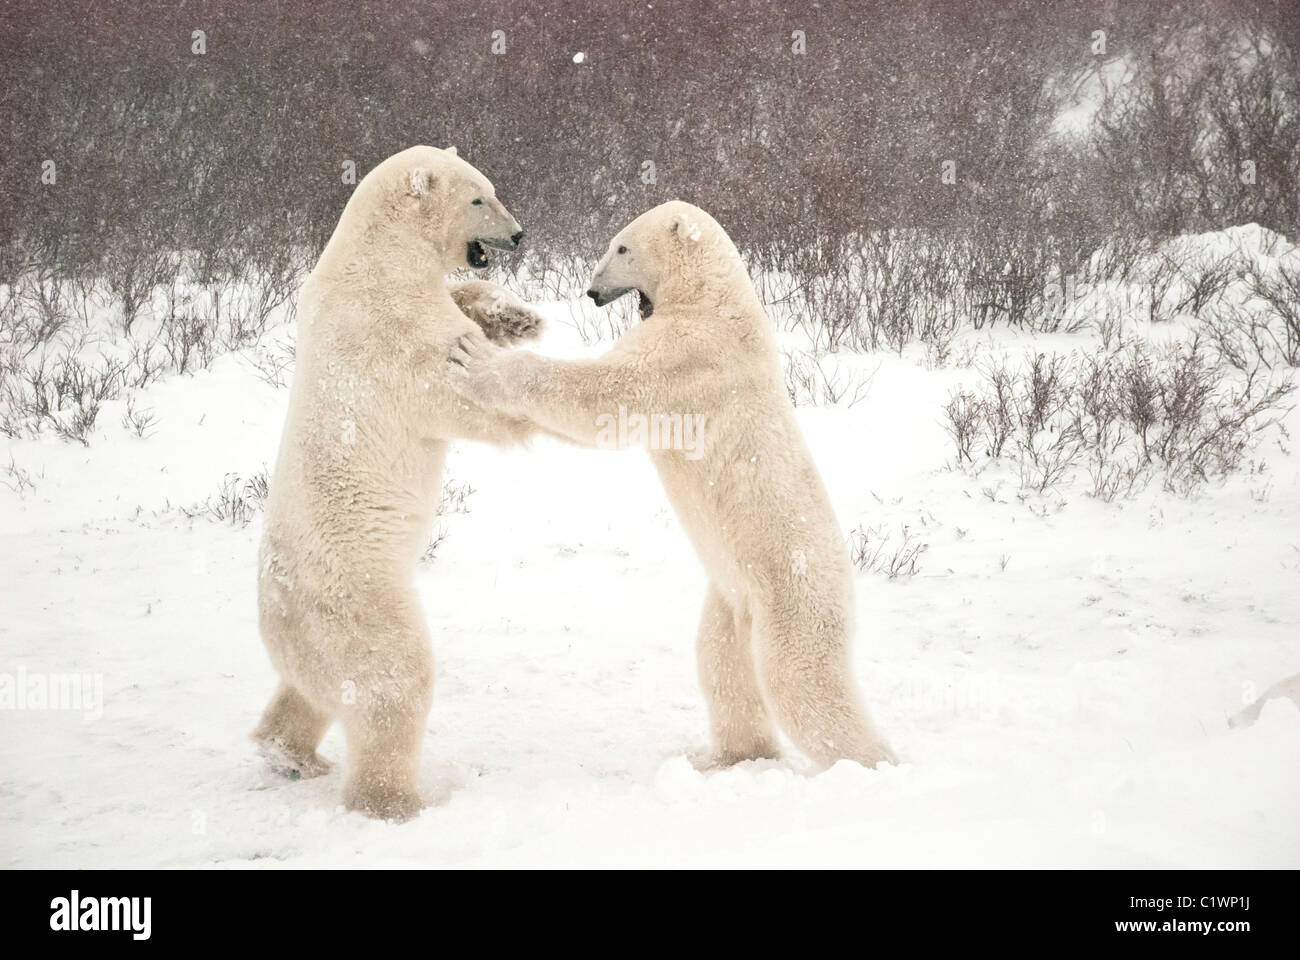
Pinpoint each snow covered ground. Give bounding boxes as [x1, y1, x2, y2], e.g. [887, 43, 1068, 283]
[2, 268, 1299, 869]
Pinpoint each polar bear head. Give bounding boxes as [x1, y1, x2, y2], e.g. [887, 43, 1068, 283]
[345, 145, 523, 272]
[585, 200, 739, 319]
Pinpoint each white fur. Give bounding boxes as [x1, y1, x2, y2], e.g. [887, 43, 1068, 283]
[254, 145, 530, 820]
[450, 200, 896, 769]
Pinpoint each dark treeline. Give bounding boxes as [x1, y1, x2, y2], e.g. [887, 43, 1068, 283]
[2, 0, 1299, 289]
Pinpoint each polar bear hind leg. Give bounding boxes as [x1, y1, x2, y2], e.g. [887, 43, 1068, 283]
[341, 704, 429, 821]
[751, 602, 895, 769]
[696, 586, 781, 764]
[252, 682, 334, 779]
[337, 601, 434, 821]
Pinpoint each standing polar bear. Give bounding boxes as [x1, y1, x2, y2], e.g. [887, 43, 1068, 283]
[450, 200, 895, 770]
[255, 145, 541, 819]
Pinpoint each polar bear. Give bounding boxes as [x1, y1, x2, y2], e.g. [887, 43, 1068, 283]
[448, 200, 896, 770]
[254, 145, 541, 819]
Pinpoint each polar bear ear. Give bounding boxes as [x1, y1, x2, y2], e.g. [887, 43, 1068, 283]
[445, 145, 458, 157]
[407, 167, 438, 198]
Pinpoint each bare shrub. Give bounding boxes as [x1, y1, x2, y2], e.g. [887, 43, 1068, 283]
[1015, 421, 1083, 494]
[1174, 254, 1236, 317]
[921, 323, 957, 370]
[942, 390, 982, 465]
[1203, 303, 1279, 376]
[2, 455, 40, 498]
[1241, 258, 1300, 367]
[1096, 302, 1126, 350]
[564, 295, 635, 346]
[781, 252, 862, 354]
[120, 392, 157, 438]
[1017, 352, 1070, 436]
[1144, 338, 1294, 493]
[14, 268, 73, 347]
[1141, 252, 1183, 324]
[847, 523, 928, 578]
[784, 350, 874, 408]
[963, 238, 1054, 332]
[781, 232, 967, 355]
[104, 236, 174, 334]
[420, 522, 450, 564]
[248, 337, 296, 389]
[419, 478, 478, 563]
[32, 354, 129, 446]
[2, 256, 303, 444]
[187, 470, 270, 526]
[437, 479, 476, 515]
[1086, 431, 1150, 502]
[947, 337, 1295, 498]
[979, 357, 1016, 458]
[859, 232, 925, 352]
[1084, 233, 1155, 287]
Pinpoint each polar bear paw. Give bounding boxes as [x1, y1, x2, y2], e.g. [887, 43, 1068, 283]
[342, 782, 423, 822]
[688, 742, 783, 770]
[256, 736, 334, 781]
[449, 280, 544, 345]
[447, 332, 520, 412]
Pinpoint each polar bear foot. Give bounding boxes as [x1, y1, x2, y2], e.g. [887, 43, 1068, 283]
[252, 683, 334, 779]
[688, 741, 782, 771]
[715, 745, 782, 767]
[714, 737, 782, 767]
[342, 782, 423, 822]
[256, 736, 335, 781]
[841, 740, 897, 770]
[794, 728, 897, 770]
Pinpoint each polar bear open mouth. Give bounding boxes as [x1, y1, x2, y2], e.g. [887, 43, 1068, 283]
[466, 241, 490, 269]
[588, 286, 653, 319]
[468, 236, 519, 270]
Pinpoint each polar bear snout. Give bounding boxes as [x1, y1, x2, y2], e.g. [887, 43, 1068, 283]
[587, 285, 652, 318]
[586, 281, 633, 308]
[467, 220, 522, 270]
[472, 198, 523, 250]
[478, 227, 524, 252]
[465, 195, 523, 269]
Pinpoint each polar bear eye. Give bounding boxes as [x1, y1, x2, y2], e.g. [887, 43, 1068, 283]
[617, 245, 628, 255]
[471, 198, 484, 206]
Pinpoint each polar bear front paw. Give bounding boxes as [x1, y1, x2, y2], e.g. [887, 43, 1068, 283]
[448, 329, 494, 368]
[485, 304, 543, 343]
[447, 332, 519, 412]
[448, 279, 545, 345]
[466, 300, 543, 345]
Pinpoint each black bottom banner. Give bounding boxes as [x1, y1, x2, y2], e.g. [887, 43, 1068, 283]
[1, 868, 1288, 947]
